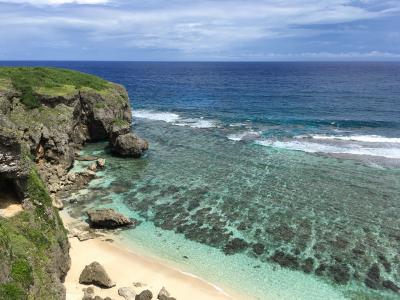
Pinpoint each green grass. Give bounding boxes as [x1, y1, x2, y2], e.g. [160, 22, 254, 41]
[0, 165, 68, 299]
[0, 283, 27, 300]
[35, 84, 77, 97]
[0, 67, 111, 108]
[11, 259, 33, 289]
[112, 118, 129, 127]
[95, 102, 106, 109]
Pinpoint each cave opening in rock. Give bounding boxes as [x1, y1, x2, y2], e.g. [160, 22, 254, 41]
[0, 177, 22, 208]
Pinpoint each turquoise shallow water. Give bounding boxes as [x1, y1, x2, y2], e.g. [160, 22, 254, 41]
[65, 118, 400, 300]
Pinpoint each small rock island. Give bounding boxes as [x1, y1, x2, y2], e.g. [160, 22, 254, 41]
[0, 67, 148, 299]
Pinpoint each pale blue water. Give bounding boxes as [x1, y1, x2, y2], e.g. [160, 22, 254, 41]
[2, 62, 400, 299]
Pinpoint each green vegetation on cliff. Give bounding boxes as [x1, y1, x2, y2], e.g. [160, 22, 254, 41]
[0, 167, 69, 300]
[0, 67, 111, 108]
[0, 67, 138, 300]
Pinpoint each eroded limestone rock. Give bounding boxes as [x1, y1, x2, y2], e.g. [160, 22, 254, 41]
[79, 262, 115, 288]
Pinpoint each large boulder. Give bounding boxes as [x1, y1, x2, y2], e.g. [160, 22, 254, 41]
[79, 261, 115, 288]
[111, 133, 148, 158]
[87, 208, 135, 229]
[135, 290, 153, 300]
[109, 122, 148, 158]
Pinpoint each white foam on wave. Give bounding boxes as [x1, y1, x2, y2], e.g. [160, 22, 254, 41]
[175, 117, 218, 128]
[133, 109, 217, 128]
[133, 109, 180, 123]
[255, 139, 400, 159]
[227, 131, 261, 142]
[228, 123, 247, 127]
[305, 134, 400, 144]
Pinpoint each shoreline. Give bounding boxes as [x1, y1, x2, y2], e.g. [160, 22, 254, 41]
[61, 211, 250, 300]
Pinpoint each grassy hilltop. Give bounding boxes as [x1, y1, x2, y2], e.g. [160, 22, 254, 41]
[0, 67, 112, 108]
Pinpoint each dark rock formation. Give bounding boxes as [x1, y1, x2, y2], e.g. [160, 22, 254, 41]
[109, 123, 148, 158]
[301, 257, 315, 274]
[270, 250, 299, 269]
[382, 280, 400, 293]
[111, 133, 149, 158]
[329, 263, 350, 284]
[87, 208, 135, 229]
[252, 243, 265, 255]
[79, 262, 115, 288]
[365, 263, 381, 289]
[135, 290, 153, 300]
[223, 238, 248, 255]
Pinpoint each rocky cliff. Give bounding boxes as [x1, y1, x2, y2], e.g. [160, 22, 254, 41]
[0, 67, 147, 299]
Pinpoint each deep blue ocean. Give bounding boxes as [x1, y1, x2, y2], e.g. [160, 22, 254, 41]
[2, 62, 400, 299]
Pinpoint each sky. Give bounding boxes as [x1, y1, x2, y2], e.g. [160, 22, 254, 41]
[0, 0, 400, 61]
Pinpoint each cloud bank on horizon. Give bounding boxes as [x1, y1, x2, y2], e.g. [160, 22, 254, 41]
[0, 0, 399, 60]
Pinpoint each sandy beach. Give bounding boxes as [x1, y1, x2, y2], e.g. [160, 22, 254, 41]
[61, 213, 245, 300]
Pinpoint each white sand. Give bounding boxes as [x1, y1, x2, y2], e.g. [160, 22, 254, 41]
[0, 197, 23, 218]
[62, 214, 248, 300]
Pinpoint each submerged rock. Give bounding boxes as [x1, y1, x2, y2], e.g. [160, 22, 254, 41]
[252, 243, 265, 255]
[79, 261, 115, 288]
[365, 263, 381, 289]
[329, 263, 350, 284]
[135, 290, 153, 300]
[270, 251, 299, 269]
[223, 238, 249, 255]
[301, 257, 314, 273]
[87, 208, 135, 229]
[118, 287, 136, 300]
[382, 280, 400, 293]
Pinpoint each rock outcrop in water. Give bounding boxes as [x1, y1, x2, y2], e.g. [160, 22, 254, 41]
[109, 121, 148, 158]
[0, 67, 147, 299]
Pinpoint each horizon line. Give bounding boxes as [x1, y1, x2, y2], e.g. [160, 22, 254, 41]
[1, 60, 400, 63]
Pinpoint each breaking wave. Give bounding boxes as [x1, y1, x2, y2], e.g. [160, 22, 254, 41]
[255, 139, 400, 159]
[133, 109, 217, 128]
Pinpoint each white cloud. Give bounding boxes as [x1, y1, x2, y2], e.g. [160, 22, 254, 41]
[0, 0, 399, 58]
[3, 0, 108, 5]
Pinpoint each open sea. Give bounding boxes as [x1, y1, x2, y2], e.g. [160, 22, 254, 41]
[2, 61, 400, 299]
